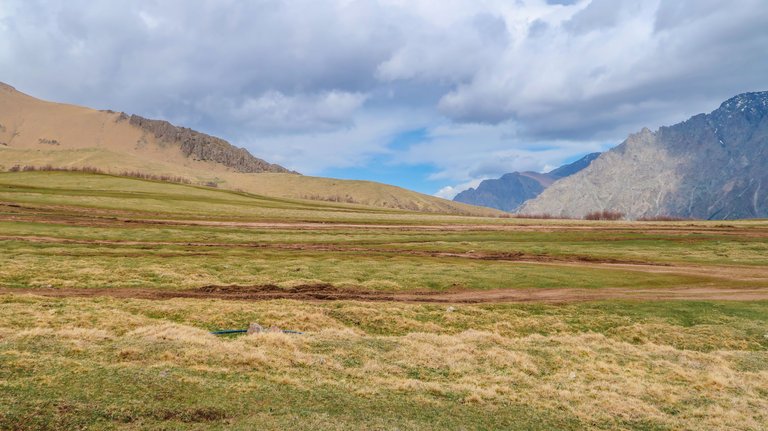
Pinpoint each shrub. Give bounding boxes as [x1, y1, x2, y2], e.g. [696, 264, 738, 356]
[509, 213, 572, 220]
[637, 215, 689, 221]
[3, 165, 202, 186]
[584, 210, 624, 221]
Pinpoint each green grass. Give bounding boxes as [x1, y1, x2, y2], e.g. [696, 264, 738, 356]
[0, 240, 716, 291]
[1, 171, 768, 430]
[1, 173, 767, 292]
[0, 171, 480, 223]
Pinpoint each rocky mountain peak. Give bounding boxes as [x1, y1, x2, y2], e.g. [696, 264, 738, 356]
[717, 91, 768, 116]
[518, 91, 768, 220]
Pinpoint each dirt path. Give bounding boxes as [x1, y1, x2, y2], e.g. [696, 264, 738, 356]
[2, 284, 768, 303]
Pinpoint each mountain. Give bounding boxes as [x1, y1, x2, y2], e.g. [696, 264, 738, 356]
[453, 153, 600, 211]
[0, 82, 291, 174]
[519, 91, 768, 220]
[0, 82, 502, 216]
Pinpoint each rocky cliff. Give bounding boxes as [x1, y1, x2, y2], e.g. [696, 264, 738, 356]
[453, 153, 600, 211]
[128, 115, 294, 174]
[518, 92, 768, 220]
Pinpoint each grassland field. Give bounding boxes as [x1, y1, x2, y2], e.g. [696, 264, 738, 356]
[1, 171, 767, 430]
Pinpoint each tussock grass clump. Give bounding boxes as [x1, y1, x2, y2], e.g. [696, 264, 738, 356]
[1, 296, 767, 430]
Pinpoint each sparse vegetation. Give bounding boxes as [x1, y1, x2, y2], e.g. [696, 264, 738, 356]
[3, 164, 214, 186]
[638, 215, 690, 221]
[506, 212, 573, 220]
[302, 193, 359, 204]
[584, 210, 624, 220]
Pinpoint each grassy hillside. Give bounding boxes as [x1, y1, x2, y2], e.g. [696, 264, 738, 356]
[1, 171, 767, 429]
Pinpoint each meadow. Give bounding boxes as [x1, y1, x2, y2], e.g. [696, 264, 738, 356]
[1, 171, 767, 430]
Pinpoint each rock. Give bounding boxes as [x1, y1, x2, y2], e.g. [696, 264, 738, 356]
[247, 323, 264, 335]
[128, 115, 296, 174]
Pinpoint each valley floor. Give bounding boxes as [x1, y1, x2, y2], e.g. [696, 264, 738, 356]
[1, 172, 767, 430]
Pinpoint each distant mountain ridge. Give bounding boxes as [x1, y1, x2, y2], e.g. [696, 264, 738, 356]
[519, 91, 768, 220]
[453, 153, 600, 211]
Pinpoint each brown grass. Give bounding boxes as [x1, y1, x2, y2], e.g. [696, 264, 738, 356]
[638, 215, 691, 221]
[505, 213, 573, 220]
[6, 164, 198, 185]
[585, 210, 624, 221]
[1, 295, 767, 429]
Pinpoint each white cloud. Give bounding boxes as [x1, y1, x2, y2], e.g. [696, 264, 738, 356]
[434, 178, 483, 199]
[434, 0, 768, 139]
[241, 108, 433, 174]
[197, 91, 368, 134]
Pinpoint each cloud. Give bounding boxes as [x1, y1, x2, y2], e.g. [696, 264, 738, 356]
[434, 179, 483, 200]
[435, 0, 768, 140]
[376, 12, 509, 83]
[241, 107, 433, 174]
[0, 0, 765, 195]
[196, 91, 368, 135]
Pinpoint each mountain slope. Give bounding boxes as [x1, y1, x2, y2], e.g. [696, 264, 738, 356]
[0, 82, 291, 174]
[453, 153, 600, 211]
[0, 82, 502, 216]
[519, 92, 768, 220]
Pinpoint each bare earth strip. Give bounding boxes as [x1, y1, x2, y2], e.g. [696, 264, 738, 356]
[2, 284, 768, 303]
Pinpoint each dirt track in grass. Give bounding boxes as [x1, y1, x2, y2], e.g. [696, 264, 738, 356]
[6, 233, 768, 282]
[2, 284, 768, 303]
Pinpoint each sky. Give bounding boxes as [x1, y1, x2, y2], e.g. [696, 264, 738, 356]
[1, 0, 766, 198]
